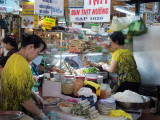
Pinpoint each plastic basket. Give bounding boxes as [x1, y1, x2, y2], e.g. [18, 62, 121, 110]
[43, 112, 57, 120]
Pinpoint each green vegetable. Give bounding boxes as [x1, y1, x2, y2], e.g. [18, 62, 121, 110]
[94, 46, 104, 52]
[83, 67, 99, 73]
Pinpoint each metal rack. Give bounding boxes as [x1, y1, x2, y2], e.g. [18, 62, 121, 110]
[145, 11, 159, 26]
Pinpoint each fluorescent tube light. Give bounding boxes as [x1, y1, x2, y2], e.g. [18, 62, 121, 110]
[54, 54, 78, 57]
[54, 52, 102, 58]
[28, 0, 34, 2]
[114, 6, 135, 16]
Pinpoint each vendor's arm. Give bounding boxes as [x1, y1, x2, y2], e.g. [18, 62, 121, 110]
[22, 99, 47, 120]
[107, 60, 117, 73]
[0, 65, 3, 76]
[102, 60, 117, 73]
[31, 90, 44, 109]
[102, 50, 119, 73]
[21, 98, 41, 116]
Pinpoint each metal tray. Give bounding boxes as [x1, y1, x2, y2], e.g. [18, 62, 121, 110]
[116, 95, 151, 110]
[97, 72, 108, 79]
[43, 96, 61, 106]
[0, 111, 24, 120]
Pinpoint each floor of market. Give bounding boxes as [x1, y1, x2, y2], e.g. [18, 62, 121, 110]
[138, 110, 160, 120]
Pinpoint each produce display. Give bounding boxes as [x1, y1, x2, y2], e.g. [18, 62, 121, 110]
[69, 39, 96, 53]
[83, 67, 99, 73]
[69, 39, 86, 53]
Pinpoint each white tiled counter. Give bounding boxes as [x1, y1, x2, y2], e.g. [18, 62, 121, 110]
[42, 80, 82, 102]
[43, 105, 127, 120]
[42, 80, 141, 120]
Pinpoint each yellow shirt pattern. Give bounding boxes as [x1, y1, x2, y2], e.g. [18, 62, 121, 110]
[0, 54, 34, 111]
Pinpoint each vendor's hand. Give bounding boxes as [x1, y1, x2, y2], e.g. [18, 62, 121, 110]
[33, 76, 40, 82]
[103, 44, 110, 49]
[35, 95, 44, 109]
[37, 112, 49, 120]
[32, 92, 44, 109]
[102, 64, 109, 71]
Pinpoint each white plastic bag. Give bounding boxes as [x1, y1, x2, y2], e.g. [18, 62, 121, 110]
[110, 16, 132, 31]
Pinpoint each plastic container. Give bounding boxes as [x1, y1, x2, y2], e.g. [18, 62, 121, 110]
[67, 99, 78, 104]
[100, 83, 107, 99]
[90, 24, 99, 33]
[55, 74, 65, 82]
[97, 76, 103, 85]
[62, 75, 75, 95]
[73, 76, 85, 96]
[57, 102, 73, 113]
[64, 75, 75, 82]
[98, 98, 116, 115]
[87, 77, 97, 83]
[84, 73, 98, 78]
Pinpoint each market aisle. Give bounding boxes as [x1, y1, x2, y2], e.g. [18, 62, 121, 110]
[138, 110, 160, 120]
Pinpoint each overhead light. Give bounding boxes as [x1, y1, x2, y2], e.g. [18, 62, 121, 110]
[58, 22, 66, 24]
[19, 7, 22, 11]
[54, 54, 78, 58]
[28, 0, 34, 2]
[114, 6, 135, 16]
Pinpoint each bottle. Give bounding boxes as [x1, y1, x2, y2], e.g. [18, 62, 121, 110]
[97, 76, 103, 85]
[73, 76, 85, 96]
[62, 75, 75, 95]
[100, 83, 107, 99]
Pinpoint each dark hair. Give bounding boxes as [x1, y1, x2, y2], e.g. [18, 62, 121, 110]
[3, 36, 18, 50]
[110, 31, 125, 45]
[21, 34, 46, 52]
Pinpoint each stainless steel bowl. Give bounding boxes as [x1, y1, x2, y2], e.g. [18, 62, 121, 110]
[115, 96, 151, 110]
[97, 72, 108, 79]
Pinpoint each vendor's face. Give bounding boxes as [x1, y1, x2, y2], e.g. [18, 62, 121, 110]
[3, 43, 10, 51]
[26, 44, 44, 62]
[38, 65, 44, 72]
[110, 38, 117, 50]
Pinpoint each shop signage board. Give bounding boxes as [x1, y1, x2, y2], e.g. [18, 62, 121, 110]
[22, 15, 39, 28]
[22, 2, 38, 28]
[22, 2, 34, 15]
[34, 0, 64, 16]
[6, 0, 19, 14]
[0, 0, 19, 14]
[43, 16, 56, 30]
[0, 5, 6, 13]
[0, 0, 6, 4]
[70, 0, 111, 22]
[68, 0, 84, 8]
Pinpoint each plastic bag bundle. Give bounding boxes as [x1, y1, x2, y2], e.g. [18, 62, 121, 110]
[110, 16, 132, 31]
[128, 17, 147, 36]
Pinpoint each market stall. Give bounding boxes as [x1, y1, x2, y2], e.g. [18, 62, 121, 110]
[1, 0, 159, 120]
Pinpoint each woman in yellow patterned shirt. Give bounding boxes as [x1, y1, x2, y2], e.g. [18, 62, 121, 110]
[0, 34, 47, 120]
[102, 31, 141, 93]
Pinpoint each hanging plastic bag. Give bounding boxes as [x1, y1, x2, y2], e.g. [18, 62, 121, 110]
[121, 28, 133, 44]
[124, 33, 133, 44]
[0, 18, 8, 29]
[110, 16, 132, 31]
[128, 17, 147, 36]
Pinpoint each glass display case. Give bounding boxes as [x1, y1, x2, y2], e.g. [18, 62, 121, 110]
[35, 30, 112, 83]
